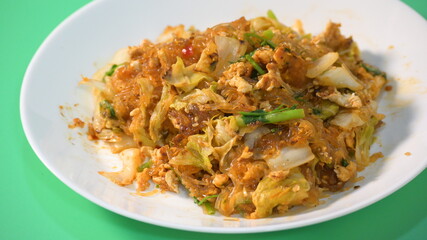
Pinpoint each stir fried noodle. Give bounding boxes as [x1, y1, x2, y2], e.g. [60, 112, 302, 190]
[84, 11, 386, 218]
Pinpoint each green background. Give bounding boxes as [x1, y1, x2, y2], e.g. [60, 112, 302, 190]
[1, 0, 426, 239]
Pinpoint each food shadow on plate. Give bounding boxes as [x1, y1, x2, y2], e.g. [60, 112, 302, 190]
[360, 49, 416, 175]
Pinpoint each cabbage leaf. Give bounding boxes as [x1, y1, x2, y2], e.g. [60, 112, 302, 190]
[306, 52, 339, 78]
[99, 148, 142, 186]
[355, 116, 378, 171]
[266, 145, 315, 171]
[128, 77, 155, 147]
[149, 83, 175, 145]
[170, 127, 215, 174]
[213, 36, 247, 76]
[316, 65, 363, 91]
[213, 116, 239, 146]
[251, 170, 310, 218]
[167, 57, 212, 92]
[170, 85, 229, 112]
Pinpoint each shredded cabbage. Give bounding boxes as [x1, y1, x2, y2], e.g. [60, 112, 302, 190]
[266, 145, 315, 171]
[170, 85, 227, 111]
[213, 116, 239, 146]
[243, 126, 270, 149]
[313, 100, 339, 120]
[129, 77, 156, 147]
[167, 57, 212, 92]
[251, 170, 310, 218]
[355, 117, 379, 171]
[213, 36, 247, 76]
[99, 148, 142, 186]
[316, 65, 363, 91]
[170, 127, 214, 174]
[306, 52, 339, 78]
[149, 83, 175, 145]
[330, 111, 365, 130]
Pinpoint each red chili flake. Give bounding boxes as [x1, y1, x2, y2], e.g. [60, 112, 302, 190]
[182, 45, 193, 58]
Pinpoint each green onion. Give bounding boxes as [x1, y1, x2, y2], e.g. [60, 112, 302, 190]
[193, 195, 218, 215]
[103, 64, 124, 82]
[262, 29, 274, 40]
[229, 51, 255, 64]
[105, 64, 121, 77]
[270, 128, 279, 133]
[341, 159, 349, 167]
[137, 161, 152, 172]
[203, 202, 216, 215]
[361, 63, 386, 78]
[244, 32, 276, 49]
[193, 195, 219, 206]
[239, 105, 296, 116]
[239, 109, 269, 117]
[296, 98, 306, 102]
[236, 107, 305, 126]
[267, 10, 278, 21]
[293, 92, 304, 100]
[245, 54, 266, 75]
[312, 108, 322, 115]
[263, 109, 304, 124]
[99, 100, 117, 119]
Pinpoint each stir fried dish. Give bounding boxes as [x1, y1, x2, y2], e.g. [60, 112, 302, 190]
[85, 11, 386, 218]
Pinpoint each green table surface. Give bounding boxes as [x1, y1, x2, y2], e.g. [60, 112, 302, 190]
[2, 0, 426, 239]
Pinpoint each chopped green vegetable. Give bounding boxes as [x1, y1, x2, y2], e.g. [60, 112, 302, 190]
[236, 106, 305, 126]
[267, 10, 278, 21]
[193, 195, 218, 215]
[99, 100, 117, 119]
[239, 105, 290, 116]
[203, 202, 216, 215]
[294, 92, 303, 98]
[313, 101, 339, 120]
[295, 97, 306, 102]
[245, 54, 266, 75]
[137, 161, 152, 172]
[312, 108, 322, 115]
[259, 109, 304, 123]
[270, 128, 279, 133]
[103, 64, 124, 82]
[193, 195, 219, 206]
[244, 32, 276, 49]
[262, 29, 274, 40]
[361, 63, 386, 78]
[105, 64, 122, 77]
[229, 51, 253, 64]
[341, 159, 349, 167]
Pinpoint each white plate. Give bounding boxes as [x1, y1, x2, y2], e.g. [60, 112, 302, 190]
[20, 0, 427, 233]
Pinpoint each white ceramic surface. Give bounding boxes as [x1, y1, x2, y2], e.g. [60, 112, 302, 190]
[20, 0, 427, 233]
